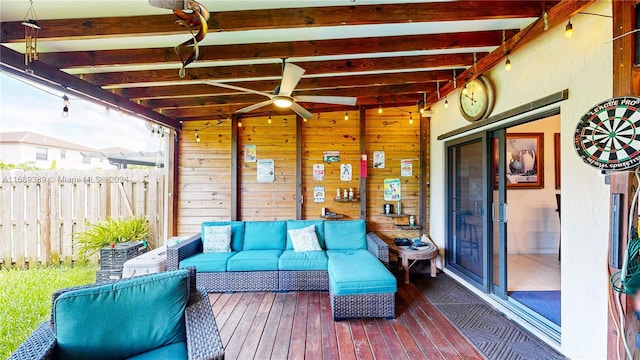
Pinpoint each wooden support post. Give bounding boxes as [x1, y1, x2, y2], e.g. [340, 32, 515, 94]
[359, 107, 367, 220]
[167, 128, 179, 237]
[420, 114, 430, 234]
[296, 115, 303, 220]
[609, 2, 640, 359]
[231, 115, 239, 221]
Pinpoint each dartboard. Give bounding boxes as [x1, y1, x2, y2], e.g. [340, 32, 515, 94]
[574, 97, 640, 171]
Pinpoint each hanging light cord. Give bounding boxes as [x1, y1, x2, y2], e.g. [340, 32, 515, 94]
[3, 72, 79, 100]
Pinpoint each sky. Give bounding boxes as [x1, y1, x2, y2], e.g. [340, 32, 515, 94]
[0, 72, 164, 152]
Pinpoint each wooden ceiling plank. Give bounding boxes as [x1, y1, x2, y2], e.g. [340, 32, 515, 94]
[0, 47, 180, 129]
[169, 94, 422, 121]
[428, 0, 595, 104]
[81, 53, 482, 86]
[1, 1, 548, 43]
[124, 70, 457, 101]
[144, 82, 437, 109]
[40, 30, 516, 69]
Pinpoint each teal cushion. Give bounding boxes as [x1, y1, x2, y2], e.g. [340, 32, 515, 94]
[127, 342, 187, 360]
[54, 270, 189, 360]
[226, 250, 282, 271]
[243, 221, 286, 250]
[327, 250, 397, 295]
[201, 221, 245, 251]
[179, 252, 237, 272]
[324, 220, 366, 250]
[278, 250, 328, 270]
[286, 220, 325, 249]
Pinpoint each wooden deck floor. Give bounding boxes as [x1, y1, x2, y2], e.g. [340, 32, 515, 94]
[207, 282, 484, 360]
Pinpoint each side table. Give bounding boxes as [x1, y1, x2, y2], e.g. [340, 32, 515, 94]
[390, 243, 438, 284]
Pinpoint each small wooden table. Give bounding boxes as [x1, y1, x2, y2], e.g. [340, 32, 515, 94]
[390, 243, 438, 284]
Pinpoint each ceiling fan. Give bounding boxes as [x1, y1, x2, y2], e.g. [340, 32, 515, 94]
[203, 61, 357, 120]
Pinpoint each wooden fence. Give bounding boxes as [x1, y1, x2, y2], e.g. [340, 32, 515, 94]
[0, 169, 165, 268]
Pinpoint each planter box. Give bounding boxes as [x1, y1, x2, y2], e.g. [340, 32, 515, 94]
[99, 241, 148, 271]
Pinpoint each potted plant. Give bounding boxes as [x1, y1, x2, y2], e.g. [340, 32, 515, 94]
[75, 216, 152, 259]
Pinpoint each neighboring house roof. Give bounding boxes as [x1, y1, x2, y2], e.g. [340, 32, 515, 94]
[99, 147, 133, 154]
[0, 131, 97, 152]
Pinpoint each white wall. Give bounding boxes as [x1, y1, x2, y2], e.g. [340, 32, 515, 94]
[429, 2, 612, 358]
[0, 143, 112, 169]
[505, 116, 560, 254]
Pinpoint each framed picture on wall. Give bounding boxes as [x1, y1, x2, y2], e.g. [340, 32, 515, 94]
[554, 133, 561, 189]
[493, 133, 544, 189]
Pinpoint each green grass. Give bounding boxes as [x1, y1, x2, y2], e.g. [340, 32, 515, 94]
[0, 265, 96, 358]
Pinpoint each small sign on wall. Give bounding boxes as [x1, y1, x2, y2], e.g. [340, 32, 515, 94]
[313, 164, 325, 181]
[340, 164, 352, 181]
[323, 151, 340, 163]
[244, 144, 256, 163]
[383, 178, 401, 201]
[257, 159, 275, 182]
[313, 185, 325, 203]
[401, 159, 413, 177]
[373, 151, 385, 168]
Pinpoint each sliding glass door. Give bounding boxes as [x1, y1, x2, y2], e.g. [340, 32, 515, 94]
[446, 133, 489, 290]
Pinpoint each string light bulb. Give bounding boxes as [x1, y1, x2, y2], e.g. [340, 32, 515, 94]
[61, 105, 69, 118]
[565, 20, 573, 39]
[303, 118, 308, 122]
[62, 95, 70, 106]
[238, 120, 243, 128]
[104, 106, 111, 115]
[378, 105, 382, 114]
[195, 130, 200, 142]
[344, 112, 349, 121]
[444, 98, 449, 109]
[505, 56, 512, 72]
[462, 84, 468, 95]
[409, 112, 413, 125]
[268, 115, 272, 124]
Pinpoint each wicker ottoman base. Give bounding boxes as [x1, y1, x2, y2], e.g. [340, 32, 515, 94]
[279, 270, 329, 291]
[329, 287, 395, 320]
[197, 271, 278, 292]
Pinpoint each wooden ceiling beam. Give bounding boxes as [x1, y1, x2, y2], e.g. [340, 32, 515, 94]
[1, 2, 549, 43]
[81, 53, 481, 86]
[144, 82, 437, 109]
[172, 94, 423, 120]
[40, 30, 517, 69]
[0, 47, 180, 129]
[123, 70, 456, 101]
[428, 0, 595, 104]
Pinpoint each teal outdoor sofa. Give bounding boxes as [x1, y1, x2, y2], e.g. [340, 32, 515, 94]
[10, 269, 224, 360]
[167, 219, 397, 319]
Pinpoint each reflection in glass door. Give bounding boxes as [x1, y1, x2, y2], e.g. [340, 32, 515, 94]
[446, 134, 488, 289]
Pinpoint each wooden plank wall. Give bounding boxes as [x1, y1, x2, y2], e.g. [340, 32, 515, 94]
[177, 106, 426, 245]
[178, 120, 232, 234]
[238, 115, 297, 220]
[365, 106, 422, 242]
[302, 110, 360, 220]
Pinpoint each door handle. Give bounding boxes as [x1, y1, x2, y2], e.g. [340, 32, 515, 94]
[491, 202, 499, 222]
[502, 203, 508, 223]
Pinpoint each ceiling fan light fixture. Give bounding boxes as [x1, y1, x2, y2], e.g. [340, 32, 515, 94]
[273, 96, 293, 108]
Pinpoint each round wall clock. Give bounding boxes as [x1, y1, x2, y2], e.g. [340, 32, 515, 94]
[574, 97, 640, 171]
[458, 75, 495, 122]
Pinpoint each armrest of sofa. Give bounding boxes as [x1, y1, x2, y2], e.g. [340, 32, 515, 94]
[366, 232, 389, 267]
[166, 233, 203, 271]
[9, 322, 57, 360]
[185, 287, 225, 360]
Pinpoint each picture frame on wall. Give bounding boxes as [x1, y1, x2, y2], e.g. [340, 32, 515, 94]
[493, 132, 544, 189]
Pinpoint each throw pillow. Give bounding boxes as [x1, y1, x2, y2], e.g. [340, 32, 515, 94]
[203, 225, 232, 253]
[288, 225, 322, 252]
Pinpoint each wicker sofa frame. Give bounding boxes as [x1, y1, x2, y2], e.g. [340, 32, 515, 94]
[167, 231, 395, 320]
[10, 268, 224, 360]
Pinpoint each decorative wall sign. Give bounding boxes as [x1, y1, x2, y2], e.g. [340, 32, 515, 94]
[340, 164, 352, 181]
[401, 159, 413, 177]
[257, 159, 275, 182]
[373, 151, 385, 168]
[383, 178, 401, 201]
[575, 97, 640, 171]
[244, 144, 257, 162]
[313, 164, 325, 181]
[313, 186, 325, 203]
[323, 151, 340, 163]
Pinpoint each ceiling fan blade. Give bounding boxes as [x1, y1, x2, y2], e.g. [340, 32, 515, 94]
[203, 80, 273, 98]
[278, 63, 306, 96]
[290, 103, 314, 120]
[294, 95, 358, 106]
[235, 100, 274, 113]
